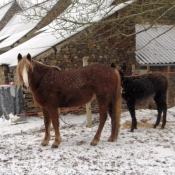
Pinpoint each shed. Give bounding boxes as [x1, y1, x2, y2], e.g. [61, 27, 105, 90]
[135, 24, 175, 66]
[135, 24, 175, 107]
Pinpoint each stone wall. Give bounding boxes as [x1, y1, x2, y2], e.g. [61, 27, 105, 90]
[36, 31, 136, 73]
[0, 64, 9, 84]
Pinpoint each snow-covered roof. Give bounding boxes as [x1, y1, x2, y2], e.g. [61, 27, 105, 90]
[135, 24, 175, 66]
[0, 12, 37, 42]
[0, 0, 58, 46]
[0, 0, 136, 67]
[0, 1, 14, 22]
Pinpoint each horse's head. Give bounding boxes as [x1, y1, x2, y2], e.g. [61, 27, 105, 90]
[111, 62, 125, 82]
[16, 53, 33, 89]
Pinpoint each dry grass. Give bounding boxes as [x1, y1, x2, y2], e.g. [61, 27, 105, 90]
[122, 120, 153, 129]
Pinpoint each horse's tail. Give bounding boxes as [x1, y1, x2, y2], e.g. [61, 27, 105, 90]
[113, 69, 122, 139]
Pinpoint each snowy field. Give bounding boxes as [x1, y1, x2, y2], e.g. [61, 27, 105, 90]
[0, 107, 175, 175]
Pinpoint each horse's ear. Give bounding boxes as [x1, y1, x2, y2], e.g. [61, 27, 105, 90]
[17, 53, 22, 62]
[27, 53, 32, 62]
[111, 63, 116, 69]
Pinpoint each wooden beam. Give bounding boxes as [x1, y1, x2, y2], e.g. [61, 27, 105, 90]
[147, 63, 150, 73]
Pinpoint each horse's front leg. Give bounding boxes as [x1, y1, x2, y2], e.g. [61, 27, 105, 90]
[47, 106, 61, 148]
[127, 102, 137, 132]
[41, 107, 51, 146]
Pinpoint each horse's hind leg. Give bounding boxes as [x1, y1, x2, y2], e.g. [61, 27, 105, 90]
[91, 101, 108, 146]
[47, 106, 61, 148]
[108, 102, 118, 142]
[41, 107, 51, 146]
[154, 107, 162, 128]
[162, 103, 167, 128]
[154, 94, 167, 129]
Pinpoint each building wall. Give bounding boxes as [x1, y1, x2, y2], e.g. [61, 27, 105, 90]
[0, 64, 9, 84]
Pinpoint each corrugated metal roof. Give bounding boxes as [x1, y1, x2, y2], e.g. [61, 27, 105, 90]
[0, 0, 58, 46]
[135, 24, 175, 65]
[0, 0, 136, 67]
[0, 1, 14, 21]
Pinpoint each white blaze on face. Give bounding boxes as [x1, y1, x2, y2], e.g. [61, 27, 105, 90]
[22, 65, 29, 88]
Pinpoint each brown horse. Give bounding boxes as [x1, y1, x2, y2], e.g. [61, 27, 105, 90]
[16, 53, 122, 148]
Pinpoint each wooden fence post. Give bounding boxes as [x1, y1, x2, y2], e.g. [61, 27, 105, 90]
[83, 56, 92, 128]
[147, 63, 150, 73]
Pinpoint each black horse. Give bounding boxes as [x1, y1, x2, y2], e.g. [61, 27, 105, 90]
[111, 63, 168, 132]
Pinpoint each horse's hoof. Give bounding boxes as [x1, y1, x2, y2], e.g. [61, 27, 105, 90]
[41, 141, 48, 146]
[129, 129, 134, 132]
[51, 144, 58, 148]
[90, 142, 97, 146]
[108, 137, 115, 142]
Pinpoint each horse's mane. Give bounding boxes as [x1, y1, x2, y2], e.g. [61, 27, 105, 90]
[17, 57, 61, 86]
[33, 59, 61, 71]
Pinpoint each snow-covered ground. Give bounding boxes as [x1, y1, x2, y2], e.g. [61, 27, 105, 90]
[0, 107, 175, 175]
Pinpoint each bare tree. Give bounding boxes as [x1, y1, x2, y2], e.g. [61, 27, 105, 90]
[14, 0, 175, 47]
